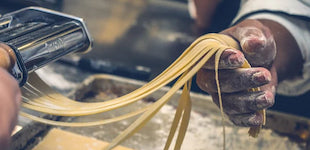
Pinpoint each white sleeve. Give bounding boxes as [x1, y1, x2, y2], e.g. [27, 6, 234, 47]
[233, 0, 310, 24]
[232, 1, 310, 96]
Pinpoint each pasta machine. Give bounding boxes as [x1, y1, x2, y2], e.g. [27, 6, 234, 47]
[0, 7, 92, 86]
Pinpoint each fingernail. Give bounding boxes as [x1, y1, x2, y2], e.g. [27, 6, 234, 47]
[222, 49, 237, 58]
[228, 53, 244, 66]
[256, 91, 273, 109]
[223, 49, 244, 67]
[248, 113, 263, 126]
[252, 71, 270, 84]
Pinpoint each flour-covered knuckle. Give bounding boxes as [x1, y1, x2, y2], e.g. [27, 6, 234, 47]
[220, 91, 271, 115]
[203, 49, 245, 69]
[239, 28, 276, 67]
[229, 112, 264, 127]
[197, 67, 271, 93]
[254, 90, 274, 110]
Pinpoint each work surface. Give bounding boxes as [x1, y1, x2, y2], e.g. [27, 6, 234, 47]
[11, 62, 310, 150]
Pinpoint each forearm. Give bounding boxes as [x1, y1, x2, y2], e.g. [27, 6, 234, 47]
[191, 0, 221, 29]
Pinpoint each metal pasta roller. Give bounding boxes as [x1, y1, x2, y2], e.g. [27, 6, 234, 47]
[0, 7, 92, 86]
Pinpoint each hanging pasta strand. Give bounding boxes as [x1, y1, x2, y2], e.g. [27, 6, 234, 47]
[164, 77, 191, 150]
[173, 79, 192, 150]
[214, 47, 227, 150]
[19, 33, 266, 150]
[241, 60, 266, 137]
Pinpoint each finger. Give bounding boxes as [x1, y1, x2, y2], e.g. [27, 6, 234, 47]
[0, 47, 12, 70]
[0, 43, 16, 68]
[221, 20, 276, 67]
[0, 128, 10, 150]
[196, 67, 271, 93]
[203, 49, 245, 69]
[255, 65, 278, 97]
[229, 111, 264, 127]
[0, 68, 21, 131]
[210, 90, 274, 115]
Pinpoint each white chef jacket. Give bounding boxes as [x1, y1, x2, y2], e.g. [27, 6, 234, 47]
[233, 0, 310, 96]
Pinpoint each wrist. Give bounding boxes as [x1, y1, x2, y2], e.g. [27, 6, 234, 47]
[258, 19, 304, 82]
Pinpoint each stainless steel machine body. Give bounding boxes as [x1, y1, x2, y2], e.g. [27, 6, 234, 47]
[0, 7, 92, 85]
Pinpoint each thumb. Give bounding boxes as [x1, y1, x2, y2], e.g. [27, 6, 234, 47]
[221, 19, 276, 68]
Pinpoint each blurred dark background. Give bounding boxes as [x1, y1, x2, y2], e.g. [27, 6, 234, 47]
[1, 0, 310, 119]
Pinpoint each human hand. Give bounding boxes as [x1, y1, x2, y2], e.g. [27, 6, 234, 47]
[0, 45, 21, 149]
[196, 19, 277, 127]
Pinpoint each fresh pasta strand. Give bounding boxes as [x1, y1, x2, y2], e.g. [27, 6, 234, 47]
[163, 77, 191, 150]
[20, 33, 265, 150]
